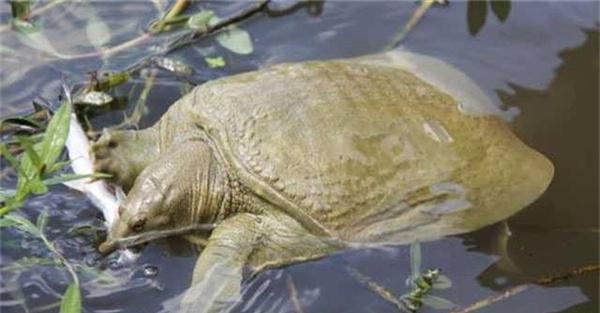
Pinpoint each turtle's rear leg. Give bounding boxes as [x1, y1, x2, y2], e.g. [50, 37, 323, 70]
[91, 128, 160, 190]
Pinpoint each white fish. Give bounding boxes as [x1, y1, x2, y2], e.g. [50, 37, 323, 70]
[63, 113, 138, 263]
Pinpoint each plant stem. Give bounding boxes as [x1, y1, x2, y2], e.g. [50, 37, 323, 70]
[346, 266, 408, 312]
[452, 264, 600, 313]
[149, 0, 190, 34]
[113, 223, 215, 249]
[125, 0, 270, 75]
[39, 230, 79, 286]
[385, 0, 446, 50]
[31, 0, 269, 64]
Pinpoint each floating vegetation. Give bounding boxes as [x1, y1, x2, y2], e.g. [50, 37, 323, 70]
[401, 242, 455, 312]
[74, 91, 114, 107]
[204, 56, 226, 68]
[347, 242, 455, 312]
[187, 10, 215, 32]
[154, 56, 194, 76]
[214, 23, 254, 55]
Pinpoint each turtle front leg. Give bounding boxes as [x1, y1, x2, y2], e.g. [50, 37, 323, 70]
[180, 213, 261, 313]
[180, 212, 338, 313]
[91, 128, 159, 190]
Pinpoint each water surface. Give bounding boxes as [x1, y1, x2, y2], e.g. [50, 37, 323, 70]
[0, 1, 598, 313]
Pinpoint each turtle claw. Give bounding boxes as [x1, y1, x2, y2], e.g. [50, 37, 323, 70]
[91, 129, 157, 190]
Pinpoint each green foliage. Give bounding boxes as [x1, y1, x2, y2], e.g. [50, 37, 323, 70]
[1, 212, 82, 313]
[60, 283, 82, 313]
[1, 103, 70, 215]
[0, 103, 105, 216]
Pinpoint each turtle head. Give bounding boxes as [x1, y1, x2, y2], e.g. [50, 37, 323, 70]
[99, 176, 173, 255]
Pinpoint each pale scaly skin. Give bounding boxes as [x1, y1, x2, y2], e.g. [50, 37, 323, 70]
[94, 52, 554, 313]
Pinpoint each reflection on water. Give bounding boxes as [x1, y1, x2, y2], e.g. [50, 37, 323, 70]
[1, 1, 598, 313]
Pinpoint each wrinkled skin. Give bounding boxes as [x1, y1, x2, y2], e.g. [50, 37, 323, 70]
[94, 51, 553, 313]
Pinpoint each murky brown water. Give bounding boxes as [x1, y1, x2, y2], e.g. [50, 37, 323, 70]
[1, 1, 598, 313]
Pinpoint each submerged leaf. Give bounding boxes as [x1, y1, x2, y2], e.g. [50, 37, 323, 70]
[204, 56, 226, 68]
[86, 18, 111, 49]
[215, 26, 253, 55]
[188, 10, 214, 31]
[13, 19, 62, 57]
[422, 295, 456, 310]
[59, 283, 81, 313]
[432, 274, 452, 289]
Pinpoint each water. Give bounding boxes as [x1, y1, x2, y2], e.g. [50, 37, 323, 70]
[1, 1, 598, 313]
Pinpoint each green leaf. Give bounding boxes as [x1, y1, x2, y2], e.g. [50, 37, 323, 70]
[490, 0, 511, 23]
[422, 295, 456, 310]
[27, 177, 48, 195]
[204, 56, 226, 68]
[2, 214, 38, 235]
[86, 18, 111, 49]
[215, 26, 253, 55]
[187, 10, 214, 31]
[0, 217, 19, 228]
[39, 103, 71, 171]
[467, 0, 487, 36]
[36, 210, 49, 232]
[410, 242, 421, 283]
[59, 283, 81, 313]
[47, 160, 69, 173]
[17, 136, 43, 173]
[433, 274, 452, 289]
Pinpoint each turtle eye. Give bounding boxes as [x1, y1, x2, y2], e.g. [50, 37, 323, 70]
[130, 216, 146, 233]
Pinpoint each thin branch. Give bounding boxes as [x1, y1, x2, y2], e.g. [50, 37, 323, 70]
[125, 0, 270, 74]
[113, 223, 216, 249]
[452, 264, 600, 313]
[345, 266, 408, 312]
[385, 0, 447, 50]
[20, 0, 269, 64]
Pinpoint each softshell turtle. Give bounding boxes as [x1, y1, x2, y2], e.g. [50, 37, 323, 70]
[93, 50, 553, 312]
